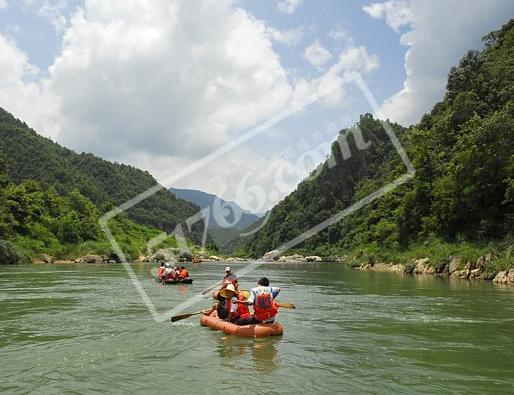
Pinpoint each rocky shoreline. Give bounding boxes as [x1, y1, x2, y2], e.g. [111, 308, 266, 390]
[31, 251, 249, 265]
[354, 256, 514, 285]
[261, 249, 514, 285]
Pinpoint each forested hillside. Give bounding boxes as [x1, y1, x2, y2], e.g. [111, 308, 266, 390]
[0, 109, 205, 242]
[243, 20, 514, 263]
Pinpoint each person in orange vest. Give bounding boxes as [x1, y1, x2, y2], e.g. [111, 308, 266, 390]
[156, 262, 166, 281]
[220, 284, 251, 323]
[235, 277, 280, 325]
[179, 266, 189, 279]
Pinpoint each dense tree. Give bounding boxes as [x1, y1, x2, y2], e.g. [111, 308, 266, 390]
[240, 19, 514, 258]
[0, 112, 206, 242]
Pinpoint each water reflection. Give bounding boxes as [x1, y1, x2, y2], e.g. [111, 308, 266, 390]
[216, 335, 279, 371]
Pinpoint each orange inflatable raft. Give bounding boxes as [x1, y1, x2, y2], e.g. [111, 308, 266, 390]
[200, 310, 283, 337]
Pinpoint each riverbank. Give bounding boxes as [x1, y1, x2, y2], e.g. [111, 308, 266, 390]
[260, 239, 514, 285]
[353, 257, 514, 285]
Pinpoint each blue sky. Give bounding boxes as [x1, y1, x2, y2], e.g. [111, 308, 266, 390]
[0, 0, 512, 211]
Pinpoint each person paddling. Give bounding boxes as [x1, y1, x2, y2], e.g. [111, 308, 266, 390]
[222, 266, 238, 290]
[235, 277, 280, 325]
[219, 284, 251, 323]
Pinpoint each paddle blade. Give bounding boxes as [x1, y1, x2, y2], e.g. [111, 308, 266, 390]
[277, 302, 296, 309]
[171, 311, 201, 322]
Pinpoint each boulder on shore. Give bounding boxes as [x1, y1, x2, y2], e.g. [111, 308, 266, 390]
[33, 253, 54, 264]
[449, 256, 461, 274]
[262, 250, 281, 261]
[493, 268, 514, 284]
[279, 254, 305, 262]
[413, 258, 435, 274]
[76, 254, 105, 264]
[209, 255, 222, 261]
[305, 255, 322, 262]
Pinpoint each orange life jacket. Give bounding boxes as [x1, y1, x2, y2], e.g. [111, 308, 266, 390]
[253, 292, 278, 322]
[157, 267, 165, 277]
[180, 269, 188, 278]
[236, 294, 250, 317]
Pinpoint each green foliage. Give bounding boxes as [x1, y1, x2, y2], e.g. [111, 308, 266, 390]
[0, 239, 30, 265]
[0, 111, 206, 242]
[239, 20, 514, 260]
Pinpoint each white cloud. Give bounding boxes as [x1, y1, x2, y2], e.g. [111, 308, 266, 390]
[129, 148, 295, 212]
[0, 0, 8, 10]
[267, 26, 304, 46]
[277, 0, 303, 14]
[22, 0, 69, 31]
[0, 34, 59, 139]
[329, 25, 354, 44]
[369, 0, 514, 126]
[303, 40, 332, 68]
[295, 45, 379, 108]
[363, 0, 412, 32]
[47, 0, 294, 159]
[0, 0, 382, 210]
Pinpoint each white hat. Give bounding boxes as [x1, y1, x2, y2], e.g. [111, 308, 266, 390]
[225, 266, 231, 272]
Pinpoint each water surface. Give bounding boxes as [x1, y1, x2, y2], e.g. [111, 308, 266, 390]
[1, 262, 513, 393]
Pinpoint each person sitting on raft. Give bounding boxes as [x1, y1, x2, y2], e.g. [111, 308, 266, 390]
[235, 277, 280, 325]
[179, 266, 189, 279]
[156, 262, 166, 281]
[164, 263, 177, 281]
[216, 284, 251, 323]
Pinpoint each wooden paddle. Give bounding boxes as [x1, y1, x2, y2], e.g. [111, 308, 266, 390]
[171, 307, 215, 322]
[201, 282, 221, 295]
[276, 302, 296, 309]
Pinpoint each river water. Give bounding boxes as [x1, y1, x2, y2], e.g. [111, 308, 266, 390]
[1, 262, 513, 394]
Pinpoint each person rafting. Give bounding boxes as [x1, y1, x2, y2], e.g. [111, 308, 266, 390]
[156, 262, 166, 281]
[164, 263, 177, 281]
[219, 284, 251, 323]
[235, 277, 280, 325]
[179, 266, 189, 279]
[221, 266, 238, 290]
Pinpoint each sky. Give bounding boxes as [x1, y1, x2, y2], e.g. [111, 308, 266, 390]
[1, 0, 513, 213]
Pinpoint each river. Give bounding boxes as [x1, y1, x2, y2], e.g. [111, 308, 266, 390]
[1, 262, 513, 393]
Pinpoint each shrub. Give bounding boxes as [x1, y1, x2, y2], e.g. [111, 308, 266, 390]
[0, 239, 30, 264]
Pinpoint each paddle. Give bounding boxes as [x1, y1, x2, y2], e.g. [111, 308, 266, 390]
[276, 302, 296, 309]
[171, 307, 215, 322]
[201, 282, 221, 295]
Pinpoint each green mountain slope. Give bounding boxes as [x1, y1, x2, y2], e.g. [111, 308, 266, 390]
[242, 20, 514, 260]
[0, 109, 205, 242]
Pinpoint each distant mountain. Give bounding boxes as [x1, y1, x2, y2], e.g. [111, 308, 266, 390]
[170, 187, 262, 248]
[0, 108, 206, 243]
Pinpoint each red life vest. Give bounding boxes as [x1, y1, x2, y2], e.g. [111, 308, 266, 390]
[236, 294, 250, 317]
[157, 267, 165, 277]
[253, 292, 278, 322]
[179, 269, 188, 278]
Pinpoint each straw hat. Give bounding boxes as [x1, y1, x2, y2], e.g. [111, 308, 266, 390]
[220, 283, 237, 298]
